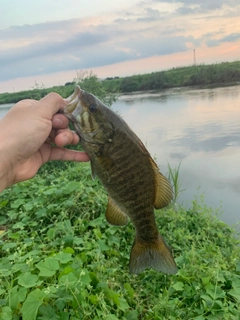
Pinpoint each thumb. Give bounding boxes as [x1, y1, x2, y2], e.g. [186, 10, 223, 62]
[37, 92, 67, 119]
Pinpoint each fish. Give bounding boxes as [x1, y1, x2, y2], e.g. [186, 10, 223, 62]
[62, 85, 177, 275]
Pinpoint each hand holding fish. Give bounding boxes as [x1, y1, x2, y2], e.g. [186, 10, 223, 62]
[0, 92, 89, 192]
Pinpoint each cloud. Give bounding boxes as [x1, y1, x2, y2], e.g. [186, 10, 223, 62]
[0, 33, 192, 81]
[204, 33, 240, 47]
[152, 0, 240, 15]
[137, 8, 163, 21]
[0, 6, 198, 82]
[1, 0, 240, 85]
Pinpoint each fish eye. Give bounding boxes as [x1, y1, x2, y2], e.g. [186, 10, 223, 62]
[89, 104, 97, 112]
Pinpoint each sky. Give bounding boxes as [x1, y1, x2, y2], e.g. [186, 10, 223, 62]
[1, 0, 240, 93]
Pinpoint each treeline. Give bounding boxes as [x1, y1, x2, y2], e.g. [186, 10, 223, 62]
[103, 61, 240, 93]
[1, 61, 240, 104]
[0, 86, 74, 104]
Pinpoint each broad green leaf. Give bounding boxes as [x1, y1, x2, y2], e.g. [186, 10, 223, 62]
[0, 306, 12, 320]
[38, 304, 60, 320]
[106, 289, 129, 310]
[125, 310, 138, 320]
[206, 286, 225, 299]
[10, 199, 25, 209]
[236, 261, 240, 272]
[22, 289, 46, 320]
[124, 283, 135, 299]
[59, 312, 69, 320]
[59, 266, 74, 278]
[55, 252, 73, 264]
[63, 247, 75, 254]
[79, 269, 91, 285]
[201, 294, 212, 302]
[98, 239, 110, 251]
[66, 181, 80, 192]
[12, 222, 25, 229]
[89, 294, 98, 304]
[89, 217, 104, 227]
[36, 258, 59, 277]
[59, 273, 78, 287]
[2, 242, 17, 250]
[18, 272, 41, 288]
[206, 315, 224, 320]
[201, 276, 211, 285]
[9, 285, 27, 310]
[193, 316, 205, 320]
[118, 297, 129, 311]
[106, 315, 119, 320]
[228, 288, 240, 301]
[0, 199, 9, 208]
[47, 228, 56, 240]
[172, 281, 184, 291]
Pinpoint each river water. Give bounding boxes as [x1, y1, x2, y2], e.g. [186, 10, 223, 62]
[112, 85, 240, 228]
[1, 85, 240, 227]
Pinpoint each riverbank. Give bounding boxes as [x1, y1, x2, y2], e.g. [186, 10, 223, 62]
[0, 162, 240, 319]
[1, 61, 240, 104]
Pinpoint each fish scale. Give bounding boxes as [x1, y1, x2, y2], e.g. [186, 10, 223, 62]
[62, 86, 178, 275]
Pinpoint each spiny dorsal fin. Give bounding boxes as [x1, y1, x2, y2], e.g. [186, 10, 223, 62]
[106, 197, 128, 226]
[150, 158, 173, 209]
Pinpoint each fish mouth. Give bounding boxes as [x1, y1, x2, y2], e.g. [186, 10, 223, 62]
[65, 85, 83, 114]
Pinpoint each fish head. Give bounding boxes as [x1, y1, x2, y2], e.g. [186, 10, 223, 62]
[64, 85, 114, 144]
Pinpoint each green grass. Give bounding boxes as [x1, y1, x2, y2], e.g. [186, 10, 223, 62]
[0, 162, 240, 319]
[168, 162, 185, 204]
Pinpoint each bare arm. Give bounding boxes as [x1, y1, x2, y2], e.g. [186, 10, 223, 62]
[0, 92, 89, 192]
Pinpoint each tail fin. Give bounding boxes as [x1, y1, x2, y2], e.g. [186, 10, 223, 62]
[129, 234, 177, 274]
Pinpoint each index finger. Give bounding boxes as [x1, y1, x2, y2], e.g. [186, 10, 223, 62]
[37, 92, 66, 119]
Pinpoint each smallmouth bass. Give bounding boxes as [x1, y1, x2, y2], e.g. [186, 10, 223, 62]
[62, 86, 177, 275]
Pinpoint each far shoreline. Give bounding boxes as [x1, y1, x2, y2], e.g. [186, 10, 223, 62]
[1, 61, 240, 104]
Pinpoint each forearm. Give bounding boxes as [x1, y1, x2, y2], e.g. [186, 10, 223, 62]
[0, 145, 13, 192]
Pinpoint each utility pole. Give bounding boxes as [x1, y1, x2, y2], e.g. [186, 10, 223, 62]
[193, 49, 196, 65]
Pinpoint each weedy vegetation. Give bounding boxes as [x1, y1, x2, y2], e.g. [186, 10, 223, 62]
[1, 61, 240, 104]
[167, 162, 185, 205]
[0, 162, 240, 320]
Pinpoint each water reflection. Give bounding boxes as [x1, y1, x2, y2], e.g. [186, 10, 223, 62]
[170, 127, 240, 153]
[113, 85, 240, 227]
[1, 86, 240, 227]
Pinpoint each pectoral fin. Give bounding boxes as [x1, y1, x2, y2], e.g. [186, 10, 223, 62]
[150, 158, 173, 209]
[106, 197, 128, 226]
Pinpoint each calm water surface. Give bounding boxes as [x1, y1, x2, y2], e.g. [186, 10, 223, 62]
[0, 103, 13, 118]
[112, 85, 240, 227]
[1, 85, 240, 227]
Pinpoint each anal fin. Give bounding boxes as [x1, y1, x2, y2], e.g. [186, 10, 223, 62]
[106, 197, 128, 226]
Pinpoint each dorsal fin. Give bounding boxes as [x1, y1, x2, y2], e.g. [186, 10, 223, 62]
[150, 158, 173, 209]
[106, 197, 128, 226]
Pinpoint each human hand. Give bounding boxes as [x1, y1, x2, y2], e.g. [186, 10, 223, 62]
[0, 92, 89, 191]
